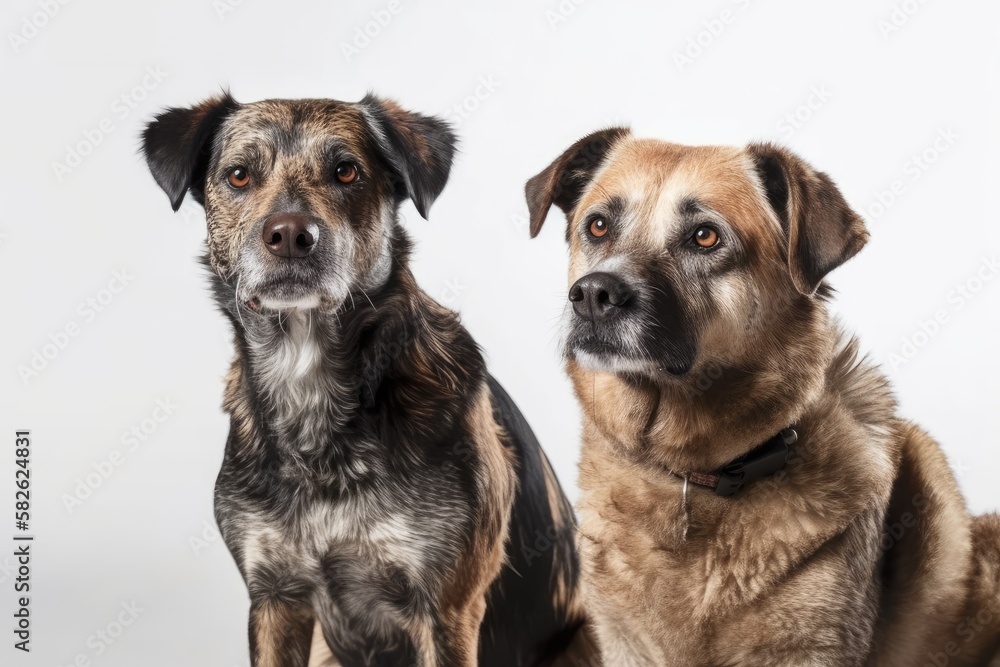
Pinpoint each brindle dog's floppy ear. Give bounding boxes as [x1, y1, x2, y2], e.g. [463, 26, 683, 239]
[141, 93, 239, 211]
[525, 127, 630, 238]
[748, 142, 869, 296]
[360, 94, 456, 220]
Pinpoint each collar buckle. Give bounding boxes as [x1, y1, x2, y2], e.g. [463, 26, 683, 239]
[714, 429, 796, 497]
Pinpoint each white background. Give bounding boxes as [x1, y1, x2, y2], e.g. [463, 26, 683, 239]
[1, 0, 998, 664]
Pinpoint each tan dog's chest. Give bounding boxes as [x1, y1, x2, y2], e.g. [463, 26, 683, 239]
[576, 425, 892, 667]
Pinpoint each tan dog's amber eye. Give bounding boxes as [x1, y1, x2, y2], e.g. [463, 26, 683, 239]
[694, 226, 719, 248]
[589, 218, 609, 238]
[227, 167, 250, 189]
[335, 162, 358, 184]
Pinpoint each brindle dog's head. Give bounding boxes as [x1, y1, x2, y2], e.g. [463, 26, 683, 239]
[526, 129, 867, 406]
[142, 93, 455, 313]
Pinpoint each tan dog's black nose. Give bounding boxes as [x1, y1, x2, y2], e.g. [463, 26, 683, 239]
[569, 272, 634, 322]
[262, 214, 319, 258]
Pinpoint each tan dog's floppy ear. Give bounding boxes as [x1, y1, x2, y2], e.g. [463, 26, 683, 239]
[360, 94, 456, 220]
[747, 143, 869, 296]
[141, 93, 239, 211]
[525, 127, 630, 238]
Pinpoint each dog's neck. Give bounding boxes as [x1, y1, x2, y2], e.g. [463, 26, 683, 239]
[574, 303, 849, 473]
[211, 254, 485, 478]
[242, 309, 355, 454]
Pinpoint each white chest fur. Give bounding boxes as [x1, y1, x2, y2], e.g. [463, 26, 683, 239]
[246, 311, 349, 452]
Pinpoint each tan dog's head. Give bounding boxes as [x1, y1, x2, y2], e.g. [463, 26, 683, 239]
[526, 129, 867, 387]
[142, 94, 455, 314]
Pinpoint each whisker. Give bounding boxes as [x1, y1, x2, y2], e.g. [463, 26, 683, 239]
[235, 275, 247, 331]
[359, 288, 377, 311]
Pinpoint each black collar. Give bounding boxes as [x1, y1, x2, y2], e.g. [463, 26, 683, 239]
[668, 428, 798, 497]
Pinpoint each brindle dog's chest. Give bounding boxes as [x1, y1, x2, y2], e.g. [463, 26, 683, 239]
[216, 446, 472, 657]
[214, 315, 484, 660]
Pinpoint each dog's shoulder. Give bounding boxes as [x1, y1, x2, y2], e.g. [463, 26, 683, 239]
[478, 375, 587, 665]
[823, 332, 896, 428]
[812, 332, 903, 491]
[350, 272, 486, 439]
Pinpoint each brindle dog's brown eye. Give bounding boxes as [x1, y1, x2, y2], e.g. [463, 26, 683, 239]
[589, 218, 609, 238]
[227, 167, 250, 189]
[694, 226, 719, 248]
[335, 161, 358, 184]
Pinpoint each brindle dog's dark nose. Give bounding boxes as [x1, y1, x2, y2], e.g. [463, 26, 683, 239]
[569, 272, 634, 322]
[262, 213, 320, 258]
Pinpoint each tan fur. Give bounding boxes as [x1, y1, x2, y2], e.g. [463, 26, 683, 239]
[868, 424, 973, 666]
[307, 622, 340, 667]
[437, 386, 517, 666]
[541, 453, 583, 617]
[251, 600, 315, 667]
[531, 134, 1000, 665]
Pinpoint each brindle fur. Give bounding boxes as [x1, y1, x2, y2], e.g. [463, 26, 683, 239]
[526, 130, 1000, 666]
[142, 94, 594, 666]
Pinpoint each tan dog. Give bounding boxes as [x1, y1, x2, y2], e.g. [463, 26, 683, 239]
[525, 129, 1000, 666]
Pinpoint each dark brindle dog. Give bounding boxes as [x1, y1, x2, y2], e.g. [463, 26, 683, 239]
[141, 94, 592, 667]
